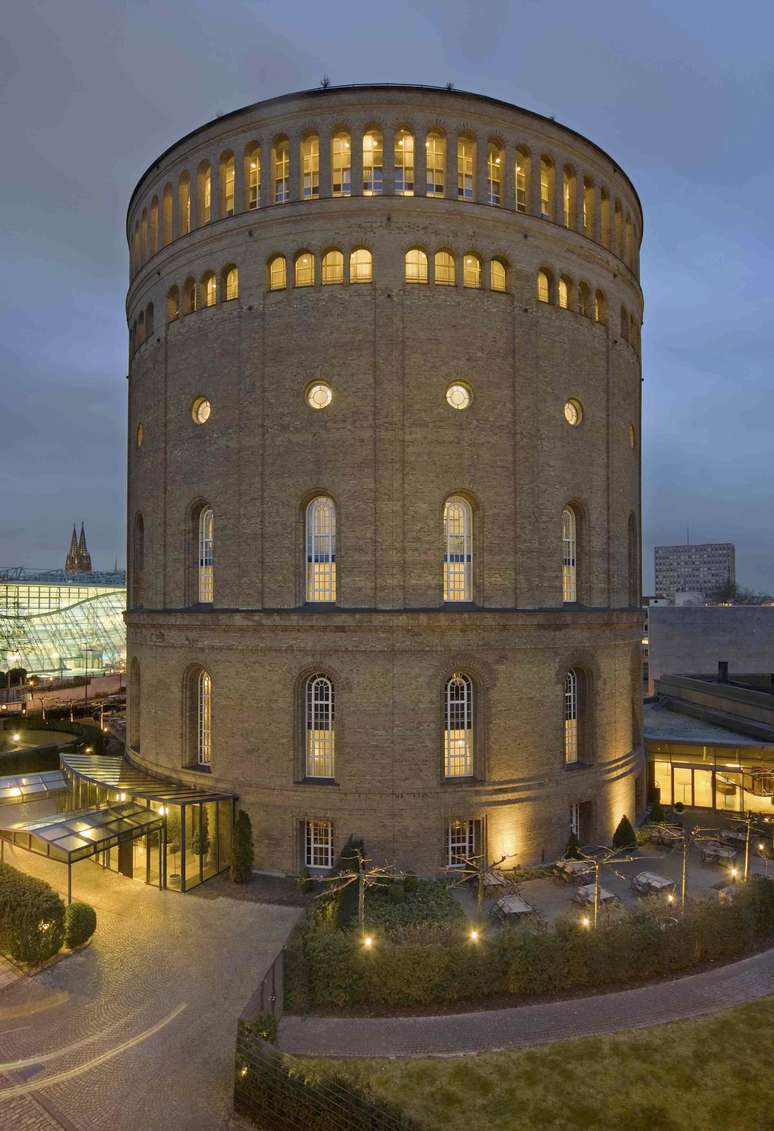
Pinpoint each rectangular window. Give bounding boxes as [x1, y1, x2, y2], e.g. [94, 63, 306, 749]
[302, 136, 320, 199]
[274, 142, 290, 204]
[363, 132, 383, 196]
[248, 153, 261, 209]
[331, 135, 351, 196]
[394, 131, 414, 195]
[305, 819, 333, 869]
[516, 152, 528, 212]
[426, 134, 445, 197]
[457, 139, 474, 201]
[224, 163, 235, 216]
[540, 164, 551, 219]
[447, 818, 477, 867]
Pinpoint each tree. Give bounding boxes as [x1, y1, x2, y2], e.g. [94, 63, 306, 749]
[612, 814, 636, 849]
[564, 831, 581, 859]
[230, 809, 254, 883]
[191, 805, 210, 857]
[707, 581, 771, 606]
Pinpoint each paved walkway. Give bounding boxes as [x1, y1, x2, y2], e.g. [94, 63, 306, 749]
[279, 945, 774, 1057]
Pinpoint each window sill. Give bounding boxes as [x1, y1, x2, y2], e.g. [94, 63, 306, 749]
[442, 775, 477, 786]
[186, 763, 212, 775]
[299, 776, 338, 786]
[564, 761, 593, 771]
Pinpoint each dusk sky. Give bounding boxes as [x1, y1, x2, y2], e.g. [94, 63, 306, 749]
[1, 1, 772, 592]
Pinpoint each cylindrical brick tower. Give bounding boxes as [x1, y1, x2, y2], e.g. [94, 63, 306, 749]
[125, 84, 644, 875]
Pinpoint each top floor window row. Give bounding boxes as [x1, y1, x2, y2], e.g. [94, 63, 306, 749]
[130, 131, 640, 278]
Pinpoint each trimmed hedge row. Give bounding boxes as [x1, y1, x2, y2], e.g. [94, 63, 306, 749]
[297, 877, 774, 1011]
[0, 862, 65, 963]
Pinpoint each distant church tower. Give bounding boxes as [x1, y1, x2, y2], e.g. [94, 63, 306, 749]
[65, 523, 93, 573]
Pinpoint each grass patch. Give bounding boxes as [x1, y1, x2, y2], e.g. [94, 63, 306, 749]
[364, 879, 466, 937]
[305, 996, 774, 1130]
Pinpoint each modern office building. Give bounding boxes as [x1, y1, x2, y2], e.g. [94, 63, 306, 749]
[125, 84, 644, 874]
[654, 543, 735, 602]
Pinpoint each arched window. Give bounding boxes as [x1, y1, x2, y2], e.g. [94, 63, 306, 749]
[140, 209, 148, 262]
[196, 669, 212, 765]
[132, 513, 144, 608]
[425, 131, 445, 197]
[434, 250, 455, 286]
[537, 269, 552, 304]
[628, 514, 639, 607]
[600, 189, 611, 248]
[268, 255, 287, 291]
[362, 130, 383, 195]
[578, 281, 591, 317]
[487, 142, 503, 205]
[129, 658, 141, 749]
[145, 302, 154, 337]
[594, 289, 607, 324]
[614, 200, 623, 255]
[331, 132, 351, 196]
[273, 139, 290, 203]
[202, 271, 217, 307]
[490, 259, 507, 292]
[220, 151, 235, 216]
[443, 496, 472, 602]
[197, 161, 212, 225]
[178, 172, 191, 235]
[150, 197, 159, 254]
[405, 248, 428, 283]
[539, 157, 554, 219]
[321, 249, 344, 285]
[295, 252, 315, 288]
[305, 674, 335, 779]
[306, 496, 336, 602]
[583, 178, 594, 238]
[394, 128, 415, 195]
[245, 143, 261, 209]
[350, 248, 373, 283]
[457, 136, 474, 201]
[223, 265, 239, 301]
[166, 285, 179, 322]
[558, 275, 572, 310]
[564, 669, 579, 764]
[198, 506, 214, 603]
[301, 134, 320, 199]
[562, 507, 577, 603]
[463, 253, 481, 289]
[444, 674, 473, 777]
[515, 147, 530, 212]
[625, 214, 633, 266]
[562, 166, 576, 228]
[183, 276, 199, 314]
[162, 183, 173, 245]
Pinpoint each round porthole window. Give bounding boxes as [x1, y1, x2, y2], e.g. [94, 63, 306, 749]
[628, 423, 636, 449]
[446, 382, 472, 411]
[564, 399, 583, 427]
[192, 396, 211, 424]
[136, 422, 143, 448]
[306, 382, 333, 410]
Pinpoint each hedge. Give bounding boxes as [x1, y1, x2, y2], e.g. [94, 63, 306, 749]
[64, 901, 97, 948]
[0, 862, 65, 963]
[293, 877, 774, 1012]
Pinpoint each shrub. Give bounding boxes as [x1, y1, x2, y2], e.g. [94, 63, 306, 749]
[297, 866, 316, 894]
[650, 800, 665, 823]
[230, 809, 254, 883]
[613, 815, 636, 849]
[403, 870, 418, 894]
[364, 879, 465, 937]
[334, 836, 365, 930]
[64, 901, 96, 949]
[387, 882, 405, 904]
[0, 862, 65, 964]
[564, 831, 581, 859]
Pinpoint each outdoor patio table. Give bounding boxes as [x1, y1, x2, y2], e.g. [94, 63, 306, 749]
[494, 894, 534, 920]
[573, 883, 616, 906]
[631, 870, 675, 895]
[556, 859, 595, 884]
[649, 825, 683, 846]
[484, 869, 509, 891]
[719, 828, 748, 848]
[701, 841, 737, 865]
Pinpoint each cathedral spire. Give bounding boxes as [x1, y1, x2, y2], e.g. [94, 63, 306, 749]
[65, 525, 79, 573]
[77, 523, 93, 572]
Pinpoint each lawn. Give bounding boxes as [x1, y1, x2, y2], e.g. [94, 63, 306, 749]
[303, 996, 774, 1130]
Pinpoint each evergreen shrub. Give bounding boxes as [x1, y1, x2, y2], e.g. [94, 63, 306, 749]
[231, 809, 254, 883]
[64, 901, 97, 948]
[0, 862, 65, 963]
[612, 815, 637, 849]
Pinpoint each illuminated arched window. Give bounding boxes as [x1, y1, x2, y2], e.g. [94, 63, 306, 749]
[562, 507, 577, 603]
[443, 496, 472, 602]
[594, 289, 607, 324]
[487, 142, 503, 205]
[600, 189, 611, 248]
[444, 674, 473, 778]
[183, 276, 198, 314]
[220, 151, 235, 216]
[140, 209, 148, 262]
[302, 134, 320, 199]
[457, 136, 474, 201]
[463, 253, 482, 289]
[245, 143, 261, 209]
[150, 197, 159, 254]
[583, 178, 594, 238]
[162, 183, 173, 246]
[223, 265, 239, 301]
[202, 271, 217, 307]
[196, 669, 212, 766]
[394, 129, 415, 195]
[405, 248, 428, 283]
[363, 130, 383, 195]
[515, 147, 530, 212]
[197, 161, 212, 225]
[178, 172, 191, 235]
[268, 255, 287, 291]
[562, 166, 576, 228]
[490, 259, 507, 292]
[273, 139, 290, 203]
[614, 199, 623, 255]
[539, 157, 554, 219]
[322, 250, 344, 285]
[558, 275, 572, 310]
[426, 132, 445, 197]
[564, 669, 578, 764]
[578, 281, 591, 317]
[305, 674, 335, 779]
[537, 269, 552, 304]
[350, 248, 373, 282]
[331, 132, 351, 196]
[198, 506, 214, 603]
[166, 286, 179, 323]
[434, 250, 455, 286]
[295, 252, 315, 288]
[306, 497, 336, 603]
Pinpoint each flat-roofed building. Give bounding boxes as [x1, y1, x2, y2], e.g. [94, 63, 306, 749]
[654, 542, 735, 601]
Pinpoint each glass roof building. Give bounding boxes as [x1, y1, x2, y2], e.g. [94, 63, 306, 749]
[0, 568, 127, 677]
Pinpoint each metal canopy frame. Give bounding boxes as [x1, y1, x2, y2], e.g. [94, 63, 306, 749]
[0, 770, 67, 805]
[60, 752, 233, 804]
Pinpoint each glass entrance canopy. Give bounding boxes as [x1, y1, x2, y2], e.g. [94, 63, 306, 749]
[60, 752, 235, 892]
[0, 770, 67, 805]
